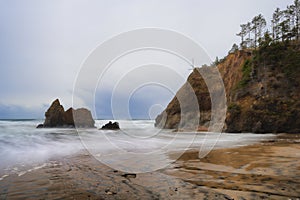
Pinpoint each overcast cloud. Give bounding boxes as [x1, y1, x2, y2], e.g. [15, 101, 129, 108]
[0, 0, 294, 119]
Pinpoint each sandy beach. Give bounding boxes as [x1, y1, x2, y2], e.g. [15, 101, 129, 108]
[0, 133, 299, 200]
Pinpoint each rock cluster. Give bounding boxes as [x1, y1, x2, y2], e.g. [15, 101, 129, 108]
[37, 99, 95, 128]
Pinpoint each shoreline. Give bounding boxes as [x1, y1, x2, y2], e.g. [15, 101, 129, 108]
[0, 133, 299, 199]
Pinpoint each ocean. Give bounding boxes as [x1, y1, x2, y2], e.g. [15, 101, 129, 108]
[0, 119, 275, 177]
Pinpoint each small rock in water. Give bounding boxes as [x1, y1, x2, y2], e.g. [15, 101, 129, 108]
[36, 124, 44, 128]
[100, 121, 120, 130]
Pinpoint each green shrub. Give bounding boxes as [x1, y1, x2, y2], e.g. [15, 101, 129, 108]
[228, 103, 241, 113]
[237, 59, 252, 88]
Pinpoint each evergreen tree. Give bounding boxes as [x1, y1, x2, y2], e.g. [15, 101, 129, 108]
[259, 31, 272, 48]
[293, 0, 300, 39]
[252, 14, 266, 48]
[279, 18, 290, 41]
[246, 22, 253, 48]
[237, 24, 247, 48]
[237, 1, 300, 49]
[229, 43, 239, 54]
[272, 8, 282, 41]
[284, 5, 296, 40]
[257, 15, 267, 43]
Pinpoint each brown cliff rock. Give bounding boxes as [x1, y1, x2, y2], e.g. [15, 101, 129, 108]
[155, 43, 300, 133]
[155, 67, 211, 130]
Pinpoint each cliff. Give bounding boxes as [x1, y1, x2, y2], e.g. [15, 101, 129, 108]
[155, 67, 211, 130]
[155, 41, 300, 133]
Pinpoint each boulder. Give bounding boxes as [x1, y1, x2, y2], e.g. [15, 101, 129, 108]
[38, 99, 95, 128]
[43, 99, 65, 127]
[72, 108, 95, 128]
[36, 124, 44, 128]
[100, 121, 120, 130]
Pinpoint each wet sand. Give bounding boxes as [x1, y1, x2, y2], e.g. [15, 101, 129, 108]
[0, 134, 299, 199]
[166, 134, 300, 199]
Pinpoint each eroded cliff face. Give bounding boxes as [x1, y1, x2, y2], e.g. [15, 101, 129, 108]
[217, 50, 252, 102]
[155, 68, 211, 130]
[155, 43, 300, 133]
[225, 43, 300, 133]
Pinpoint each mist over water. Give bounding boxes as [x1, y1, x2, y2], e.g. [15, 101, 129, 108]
[0, 120, 81, 170]
[0, 120, 275, 176]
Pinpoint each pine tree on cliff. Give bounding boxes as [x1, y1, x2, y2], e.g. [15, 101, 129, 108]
[237, 22, 253, 48]
[245, 22, 253, 47]
[294, 0, 300, 40]
[272, 8, 282, 41]
[285, 0, 300, 40]
[251, 14, 266, 48]
[237, 24, 247, 49]
[281, 7, 295, 41]
[238, 1, 300, 47]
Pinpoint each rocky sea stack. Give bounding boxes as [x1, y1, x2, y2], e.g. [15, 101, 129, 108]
[37, 99, 95, 128]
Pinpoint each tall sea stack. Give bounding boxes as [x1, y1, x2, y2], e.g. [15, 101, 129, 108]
[38, 99, 95, 128]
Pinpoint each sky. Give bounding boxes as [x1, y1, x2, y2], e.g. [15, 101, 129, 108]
[0, 0, 294, 119]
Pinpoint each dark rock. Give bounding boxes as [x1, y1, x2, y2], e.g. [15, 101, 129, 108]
[36, 124, 44, 128]
[63, 107, 75, 126]
[38, 99, 95, 128]
[101, 121, 120, 130]
[121, 173, 136, 179]
[44, 99, 65, 127]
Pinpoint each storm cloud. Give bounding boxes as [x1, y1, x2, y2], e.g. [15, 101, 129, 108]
[0, 0, 293, 119]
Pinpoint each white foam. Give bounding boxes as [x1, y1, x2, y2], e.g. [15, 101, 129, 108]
[0, 119, 275, 174]
[0, 174, 9, 181]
